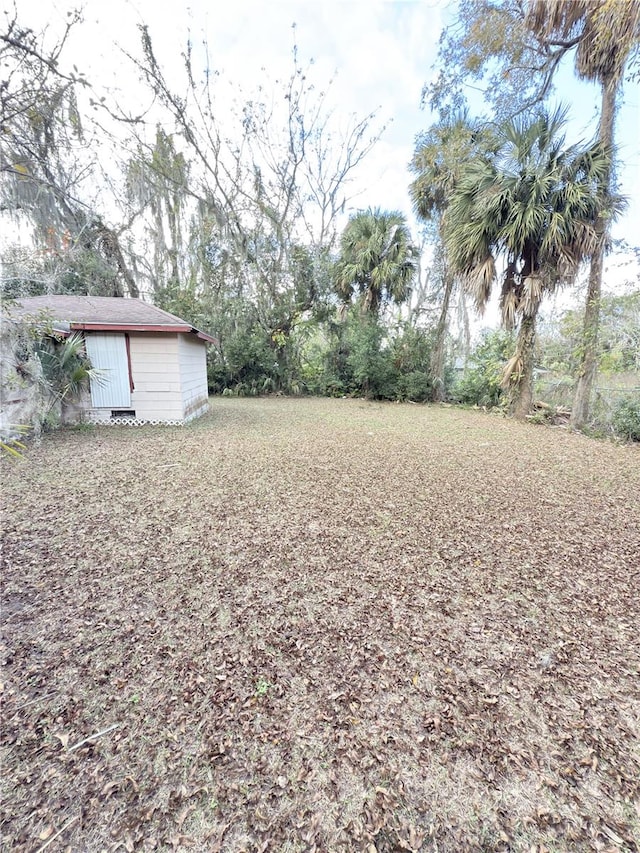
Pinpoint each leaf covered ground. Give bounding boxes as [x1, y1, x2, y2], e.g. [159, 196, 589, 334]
[1, 397, 639, 852]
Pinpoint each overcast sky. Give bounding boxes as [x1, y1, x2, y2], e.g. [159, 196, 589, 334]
[15, 0, 640, 293]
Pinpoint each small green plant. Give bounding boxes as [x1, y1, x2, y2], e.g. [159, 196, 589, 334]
[71, 421, 95, 434]
[527, 410, 550, 425]
[612, 394, 640, 441]
[255, 677, 271, 698]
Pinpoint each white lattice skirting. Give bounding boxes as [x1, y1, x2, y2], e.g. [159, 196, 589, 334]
[81, 402, 209, 427]
[85, 416, 186, 426]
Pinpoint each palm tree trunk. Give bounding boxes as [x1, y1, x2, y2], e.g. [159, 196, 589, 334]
[509, 313, 537, 420]
[459, 289, 471, 364]
[571, 238, 605, 426]
[571, 76, 617, 428]
[430, 266, 455, 402]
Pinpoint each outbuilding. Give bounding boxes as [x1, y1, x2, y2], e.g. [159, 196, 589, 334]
[10, 296, 214, 425]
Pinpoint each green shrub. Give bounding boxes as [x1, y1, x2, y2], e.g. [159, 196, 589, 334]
[397, 370, 431, 402]
[297, 326, 332, 395]
[207, 359, 228, 395]
[324, 379, 347, 397]
[224, 329, 275, 384]
[390, 324, 432, 375]
[345, 316, 397, 399]
[453, 330, 515, 408]
[612, 395, 640, 441]
[207, 326, 280, 394]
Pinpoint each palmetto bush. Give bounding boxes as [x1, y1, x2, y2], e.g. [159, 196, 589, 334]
[612, 395, 640, 441]
[35, 333, 100, 417]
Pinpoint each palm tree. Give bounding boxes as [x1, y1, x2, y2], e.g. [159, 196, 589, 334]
[35, 332, 102, 418]
[527, 0, 640, 426]
[410, 112, 497, 401]
[444, 109, 616, 419]
[333, 209, 418, 316]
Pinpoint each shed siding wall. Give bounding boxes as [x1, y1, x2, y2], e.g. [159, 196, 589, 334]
[130, 334, 183, 420]
[178, 334, 209, 420]
[82, 333, 184, 422]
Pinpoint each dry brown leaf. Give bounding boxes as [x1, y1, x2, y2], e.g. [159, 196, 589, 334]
[2, 398, 639, 853]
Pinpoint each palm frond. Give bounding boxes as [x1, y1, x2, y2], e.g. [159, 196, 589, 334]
[500, 287, 519, 330]
[527, 0, 640, 85]
[527, 0, 587, 37]
[465, 255, 496, 312]
[334, 208, 417, 313]
[501, 351, 524, 388]
[521, 275, 544, 318]
[443, 104, 618, 345]
[576, 0, 640, 83]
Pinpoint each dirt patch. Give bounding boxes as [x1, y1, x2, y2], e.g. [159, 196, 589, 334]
[2, 398, 639, 851]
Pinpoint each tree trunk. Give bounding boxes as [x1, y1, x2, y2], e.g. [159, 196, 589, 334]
[459, 288, 471, 364]
[95, 223, 140, 298]
[571, 75, 617, 428]
[571, 239, 605, 426]
[430, 266, 455, 402]
[509, 313, 537, 420]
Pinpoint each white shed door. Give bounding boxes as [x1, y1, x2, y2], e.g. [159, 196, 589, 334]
[85, 333, 131, 408]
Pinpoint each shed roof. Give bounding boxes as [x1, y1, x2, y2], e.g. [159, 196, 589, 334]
[7, 296, 215, 343]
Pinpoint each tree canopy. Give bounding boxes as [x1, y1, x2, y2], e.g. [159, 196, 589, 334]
[333, 209, 418, 316]
[443, 109, 618, 416]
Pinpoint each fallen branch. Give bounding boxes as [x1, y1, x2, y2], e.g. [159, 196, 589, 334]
[34, 816, 78, 853]
[21, 691, 57, 710]
[68, 723, 119, 752]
